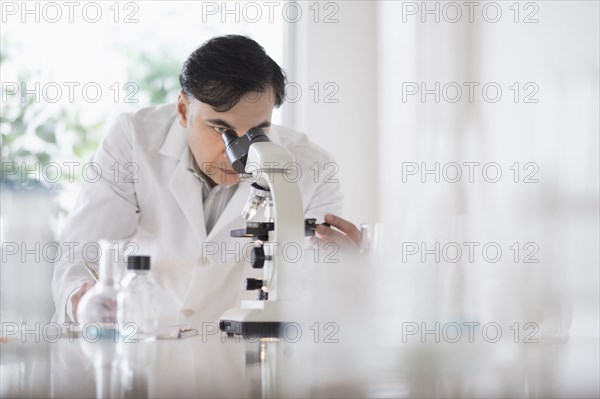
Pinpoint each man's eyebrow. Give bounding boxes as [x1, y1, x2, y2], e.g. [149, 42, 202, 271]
[206, 119, 234, 129]
[205, 119, 271, 130]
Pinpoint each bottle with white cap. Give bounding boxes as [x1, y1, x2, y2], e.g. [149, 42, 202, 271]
[117, 255, 159, 341]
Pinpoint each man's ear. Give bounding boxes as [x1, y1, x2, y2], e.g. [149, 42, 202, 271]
[176, 90, 189, 128]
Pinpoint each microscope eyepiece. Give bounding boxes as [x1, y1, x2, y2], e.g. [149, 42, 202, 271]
[221, 127, 271, 174]
[221, 129, 238, 146]
[246, 127, 267, 140]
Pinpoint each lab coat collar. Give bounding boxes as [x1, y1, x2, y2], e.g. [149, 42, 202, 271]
[268, 125, 282, 144]
[168, 147, 250, 253]
[168, 147, 208, 243]
[206, 180, 249, 242]
[162, 116, 252, 248]
[161, 116, 280, 246]
[159, 116, 187, 160]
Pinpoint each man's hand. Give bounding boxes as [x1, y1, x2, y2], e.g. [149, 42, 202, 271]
[314, 213, 361, 251]
[71, 281, 95, 323]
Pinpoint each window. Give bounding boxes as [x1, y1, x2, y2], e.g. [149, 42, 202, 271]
[1, 1, 286, 227]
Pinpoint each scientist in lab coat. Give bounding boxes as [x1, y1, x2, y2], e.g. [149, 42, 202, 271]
[51, 35, 361, 328]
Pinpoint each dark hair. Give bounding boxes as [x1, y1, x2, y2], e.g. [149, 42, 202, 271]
[179, 35, 286, 112]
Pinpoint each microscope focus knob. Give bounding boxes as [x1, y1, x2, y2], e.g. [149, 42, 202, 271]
[246, 278, 264, 291]
[251, 245, 268, 269]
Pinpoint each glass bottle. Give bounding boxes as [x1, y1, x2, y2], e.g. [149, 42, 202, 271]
[117, 255, 159, 341]
[77, 240, 123, 341]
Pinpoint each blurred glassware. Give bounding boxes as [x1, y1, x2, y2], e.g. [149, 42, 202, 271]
[0, 180, 56, 327]
[117, 255, 160, 341]
[360, 222, 384, 259]
[77, 240, 123, 340]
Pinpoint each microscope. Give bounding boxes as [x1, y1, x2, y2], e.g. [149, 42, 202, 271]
[218, 128, 316, 338]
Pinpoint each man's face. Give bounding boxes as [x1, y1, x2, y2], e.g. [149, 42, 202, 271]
[177, 88, 275, 186]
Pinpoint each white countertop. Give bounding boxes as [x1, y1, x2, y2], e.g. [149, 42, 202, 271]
[1, 330, 598, 398]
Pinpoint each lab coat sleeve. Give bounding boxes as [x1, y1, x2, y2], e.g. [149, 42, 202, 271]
[51, 113, 140, 324]
[303, 158, 344, 220]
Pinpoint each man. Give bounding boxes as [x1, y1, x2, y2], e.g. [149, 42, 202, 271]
[51, 35, 360, 328]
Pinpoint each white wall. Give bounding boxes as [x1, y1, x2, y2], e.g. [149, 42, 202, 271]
[284, 1, 379, 225]
[288, 0, 599, 338]
[375, 1, 599, 337]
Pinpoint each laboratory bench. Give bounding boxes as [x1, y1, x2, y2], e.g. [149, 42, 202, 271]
[1, 331, 598, 398]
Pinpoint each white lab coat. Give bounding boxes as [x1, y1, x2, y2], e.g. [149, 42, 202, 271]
[51, 103, 343, 328]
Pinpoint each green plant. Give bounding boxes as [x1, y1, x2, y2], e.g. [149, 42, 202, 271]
[1, 40, 182, 223]
[126, 50, 181, 105]
[0, 40, 104, 186]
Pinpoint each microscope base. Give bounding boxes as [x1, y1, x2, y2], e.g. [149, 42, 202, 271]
[219, 320, 289, 338]
[219, 301, 298, 338]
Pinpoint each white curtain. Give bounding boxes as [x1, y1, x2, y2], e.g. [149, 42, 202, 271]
[376, 1, 599, 340]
